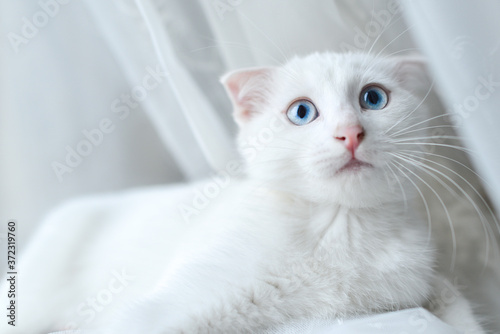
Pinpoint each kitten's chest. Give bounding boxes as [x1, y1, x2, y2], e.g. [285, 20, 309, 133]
[262, 207, 434, 317]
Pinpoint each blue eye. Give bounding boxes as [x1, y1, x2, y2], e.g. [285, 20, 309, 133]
[286, 100, 318, 126]
[360, 85, 389, 110]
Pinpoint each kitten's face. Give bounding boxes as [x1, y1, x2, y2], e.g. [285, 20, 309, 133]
[223, 53, 430, 207]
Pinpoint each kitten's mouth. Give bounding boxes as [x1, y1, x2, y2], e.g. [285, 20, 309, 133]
[337, 159, 373, 174]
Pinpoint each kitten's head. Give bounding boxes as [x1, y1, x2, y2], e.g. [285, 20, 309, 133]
[222, 52, 430, 208]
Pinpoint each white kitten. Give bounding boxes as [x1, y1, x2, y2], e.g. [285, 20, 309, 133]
[104, 52, 484, 333]
[0, 52, 485, 333]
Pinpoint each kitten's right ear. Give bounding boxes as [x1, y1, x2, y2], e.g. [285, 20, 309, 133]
[220, 67, 276, 125]
[390, 55, 431, 91]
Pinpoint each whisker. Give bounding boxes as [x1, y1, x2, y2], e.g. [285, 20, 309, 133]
[400, 149, 486, 184]
[391, 159, 457, 271]
[374, 24, 415, 60]
[363, 10, 405, 68]
[389, 161, 433, 247]
[362, 15, 411, 73]
[390, 125, 457, 138]
[364, 13, 405, 65]
[389, 113, 455, 138]
[400, 151, 500, 236]
[385, 162, 408, 211]
[393, 142, 476, 155]
[383, 48, 420, 58]
[396, 152, 498, 271]
[394, 153, 459, 197]
[388, 135, 464, 143]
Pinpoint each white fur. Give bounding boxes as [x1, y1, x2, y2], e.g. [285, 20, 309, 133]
[0, 52, 487, 333]
[107, 182, 435, 333]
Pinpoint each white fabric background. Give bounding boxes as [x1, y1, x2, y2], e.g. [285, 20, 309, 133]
[402, 0, 500, 216]
[1, 0, 499, 332]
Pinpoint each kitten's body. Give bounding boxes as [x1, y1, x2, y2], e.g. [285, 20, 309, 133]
[1, 52, 487, 333]
[109, 181, 434, 333]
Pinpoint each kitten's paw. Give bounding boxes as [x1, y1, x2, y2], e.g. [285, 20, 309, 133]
[428, 276, 485, 334]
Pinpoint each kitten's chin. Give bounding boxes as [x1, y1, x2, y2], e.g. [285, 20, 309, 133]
[247, 162, 404, 208]
[306, 167, 400, 208]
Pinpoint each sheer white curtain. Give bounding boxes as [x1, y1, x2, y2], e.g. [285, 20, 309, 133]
[402, 0, 500, 214]
[402, 1, 500, 330]
[0, 0, 184, 245]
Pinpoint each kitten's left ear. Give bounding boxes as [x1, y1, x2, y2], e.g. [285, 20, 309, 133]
[391, 55, 431, 90]
[220, 67, 276, 125]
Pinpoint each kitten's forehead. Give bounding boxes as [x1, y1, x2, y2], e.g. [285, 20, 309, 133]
[282, 52, 391, 87]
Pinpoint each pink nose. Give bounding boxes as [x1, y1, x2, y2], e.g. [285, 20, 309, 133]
[334, 125, 365, 155]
